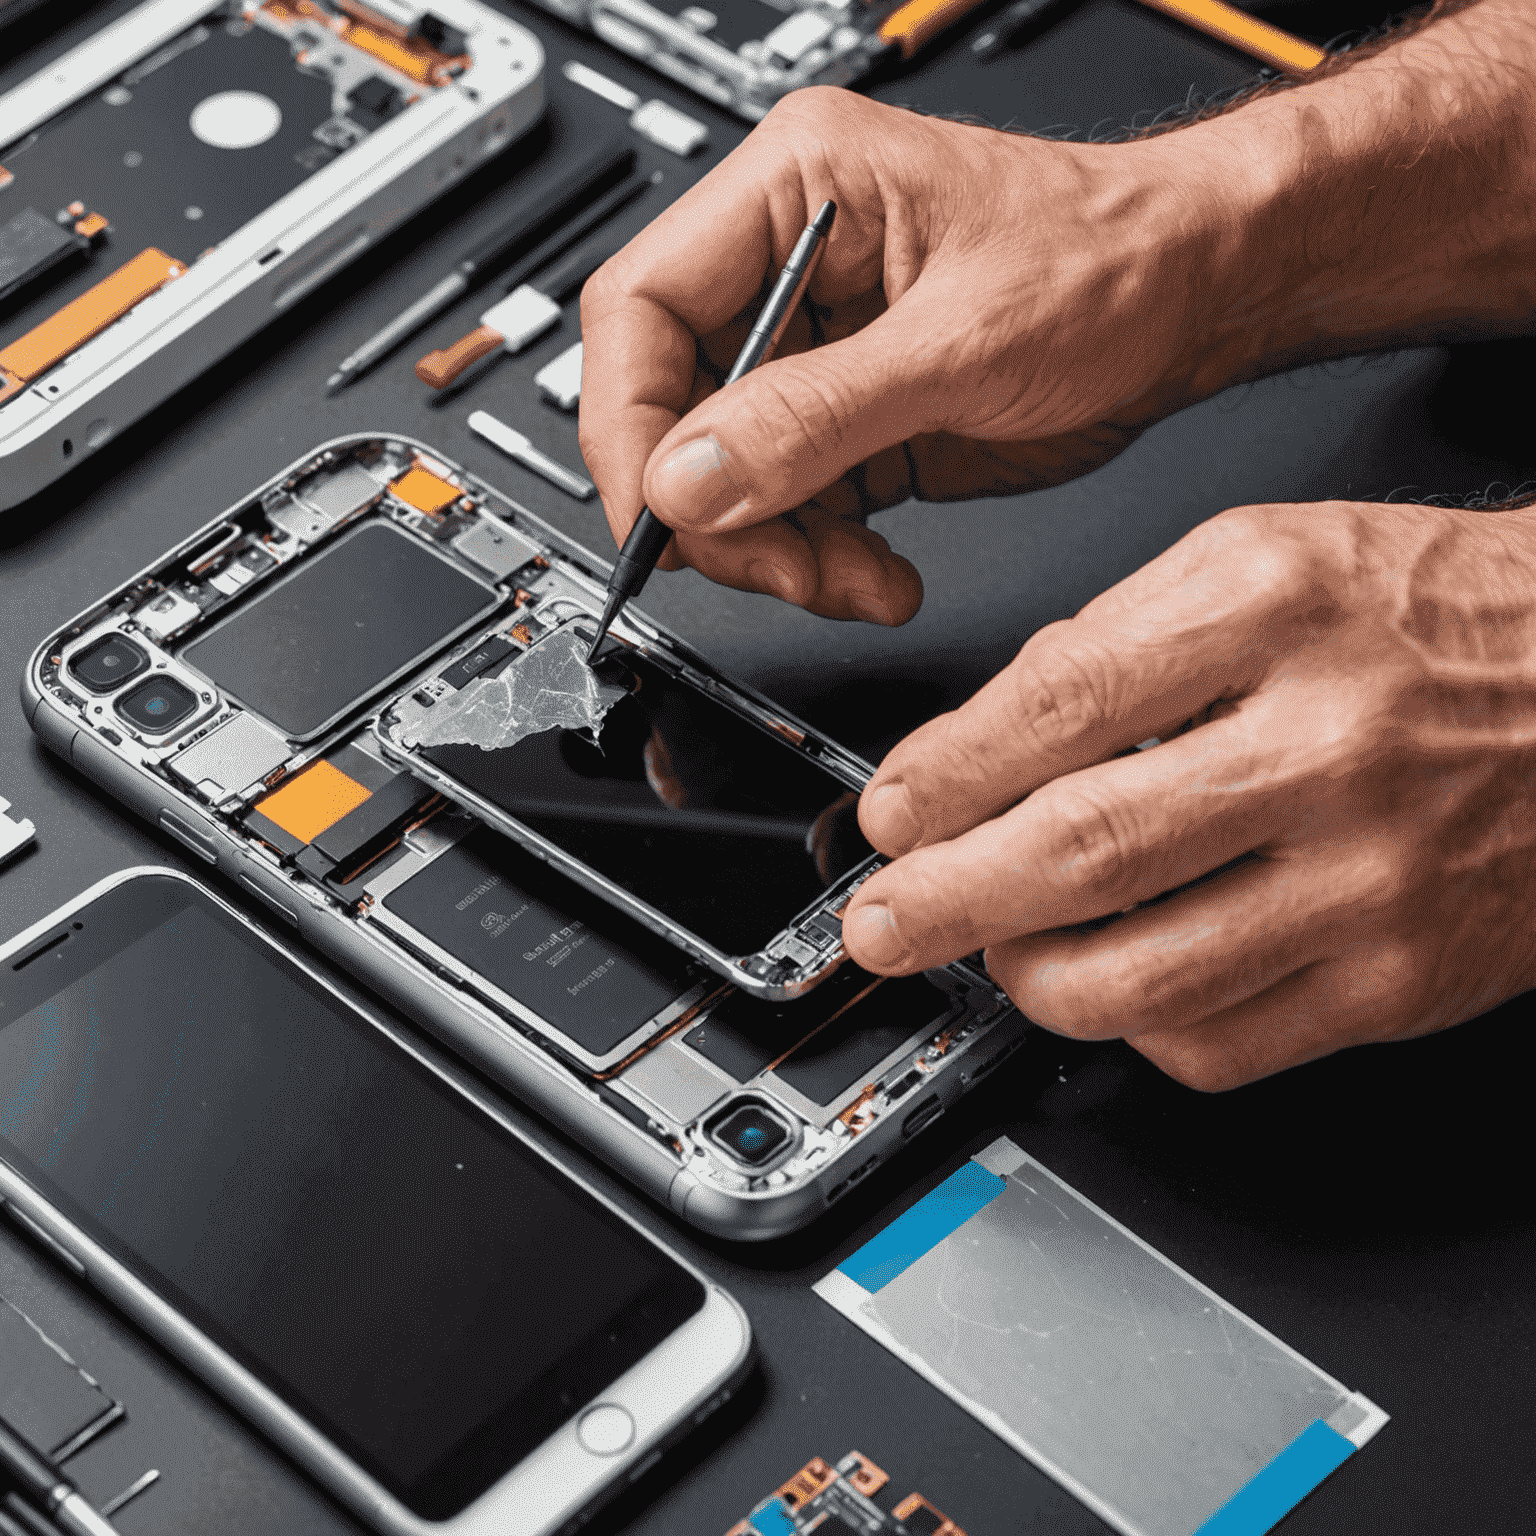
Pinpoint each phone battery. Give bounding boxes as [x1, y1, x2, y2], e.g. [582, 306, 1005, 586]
[816, 1138, 1388, 1536]
[381, 829, 695, 1057]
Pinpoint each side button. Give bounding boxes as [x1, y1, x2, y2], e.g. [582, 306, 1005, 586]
[158, 809, 218, 865]
[5, 1203, 87, 1277]
[576, 1404, 634, 1456]
[239, 875, 300, 928]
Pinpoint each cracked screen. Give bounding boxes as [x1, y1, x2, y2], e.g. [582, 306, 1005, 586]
[415, 630, 874, 954]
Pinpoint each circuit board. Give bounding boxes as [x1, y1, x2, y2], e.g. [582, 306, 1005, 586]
[727, 1450, 966, 1536]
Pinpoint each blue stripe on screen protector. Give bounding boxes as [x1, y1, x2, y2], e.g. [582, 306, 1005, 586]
[1194, 1420, 1356, 1536]
[836, 1160, 1007, 1293]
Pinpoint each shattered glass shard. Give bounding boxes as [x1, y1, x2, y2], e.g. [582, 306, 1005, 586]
[411, 625, 628, 752]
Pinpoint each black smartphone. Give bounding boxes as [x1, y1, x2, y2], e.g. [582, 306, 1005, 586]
[0, 869, 751, 1536]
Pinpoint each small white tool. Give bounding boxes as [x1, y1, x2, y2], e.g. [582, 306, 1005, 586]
[535, 341, 584, 411]
[0, 794, 37, 868]
[467, 410, 595, 501]
[562, 61, 710, 157]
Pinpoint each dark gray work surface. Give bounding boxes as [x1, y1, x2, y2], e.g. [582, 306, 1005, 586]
[3, 3, 1535, 1534]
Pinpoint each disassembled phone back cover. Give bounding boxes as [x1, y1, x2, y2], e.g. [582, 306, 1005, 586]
[24, 434, 1028, 1239]
[0, 0, 544, 512]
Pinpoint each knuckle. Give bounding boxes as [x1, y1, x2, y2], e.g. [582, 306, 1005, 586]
[1004, 626, 1117, 759]
[1206, 505, 1328, 613]
[1032, 782, 1140, 900]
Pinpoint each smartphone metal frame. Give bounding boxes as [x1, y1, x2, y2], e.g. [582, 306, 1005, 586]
[22, 433, 1032, 1241]
[0, 0, 545, 513]
[0, 867, 753, 1536]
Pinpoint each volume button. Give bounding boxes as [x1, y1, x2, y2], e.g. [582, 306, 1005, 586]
[5, 1203, 87, 1277]
[158, 808, 218, 865]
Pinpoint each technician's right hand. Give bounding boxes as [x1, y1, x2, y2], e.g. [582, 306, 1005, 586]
[579, 87, 1239, 624]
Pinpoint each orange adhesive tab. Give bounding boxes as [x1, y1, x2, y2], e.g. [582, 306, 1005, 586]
[0, 247, 185, 385]
[73, 212, 109, 240]
[255, 759, 372, 844]
[390, 464, 461, 515]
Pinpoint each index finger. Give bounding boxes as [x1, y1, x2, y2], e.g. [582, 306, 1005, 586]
[858, 509, 1300, 856]
[577, 94, 902, 549]
[578, 140, 819, 549]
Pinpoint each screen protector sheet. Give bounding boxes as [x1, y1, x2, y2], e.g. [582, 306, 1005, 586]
[814, 1138, 1387, 1536]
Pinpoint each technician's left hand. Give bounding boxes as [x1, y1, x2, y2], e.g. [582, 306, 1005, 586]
[841, 498, 1536, 1089]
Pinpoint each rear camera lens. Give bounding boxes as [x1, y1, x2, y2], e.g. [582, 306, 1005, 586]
[116, 676, 199, 735]
[68, 634, 149, 694]
[711, 1103, 791, 1167]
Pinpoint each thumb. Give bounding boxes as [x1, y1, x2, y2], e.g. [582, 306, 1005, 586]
[642, 300, 947, 533]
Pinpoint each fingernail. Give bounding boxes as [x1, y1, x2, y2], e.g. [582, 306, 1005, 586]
[844, 903, 908, 970]
[650, 436, 745, 527]
[862, 782, 921, 854]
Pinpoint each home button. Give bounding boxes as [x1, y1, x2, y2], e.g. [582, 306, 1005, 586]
[576, 1404, 634, 1456]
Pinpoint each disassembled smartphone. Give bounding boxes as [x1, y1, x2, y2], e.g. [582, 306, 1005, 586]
[526, 0, 983, 121]
[0, 0, 544, 512]
[1, 869, 752, 1536]
[23, 434, 1029, 1239]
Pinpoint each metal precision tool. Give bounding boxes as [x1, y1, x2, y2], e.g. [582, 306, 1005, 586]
[467, 410, 595, 500]
[323, 138, 637, 395]
[585, 199, 837, 659]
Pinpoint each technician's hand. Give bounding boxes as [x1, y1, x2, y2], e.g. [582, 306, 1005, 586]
[580, 87, 1231, 623]
[841, 499, 1536, 1089]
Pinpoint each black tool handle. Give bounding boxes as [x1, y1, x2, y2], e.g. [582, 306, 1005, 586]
[458, 137, 635, 280]
[611, 508, 675, 601]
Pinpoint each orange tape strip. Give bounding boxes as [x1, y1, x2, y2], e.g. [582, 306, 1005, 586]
[0, 247, 185, 384]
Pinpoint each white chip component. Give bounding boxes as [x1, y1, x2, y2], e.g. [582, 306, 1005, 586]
[763, 11, 834, 62]
[679, 6, 717, 29]
[168, 713, 291, 803]
[630, 97, 709, 157]
[135, 588, 202, 641]
[535, 341, 584, 411]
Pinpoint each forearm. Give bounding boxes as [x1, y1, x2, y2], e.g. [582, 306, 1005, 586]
[1153, 0, 1536, 393]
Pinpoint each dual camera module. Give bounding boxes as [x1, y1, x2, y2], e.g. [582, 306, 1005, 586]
[69, 634, 200, 735]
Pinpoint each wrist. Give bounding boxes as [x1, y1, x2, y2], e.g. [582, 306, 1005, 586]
[1174, 0, 1536, 382]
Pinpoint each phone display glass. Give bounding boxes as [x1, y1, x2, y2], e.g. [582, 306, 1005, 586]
[0, 877, 704, 1520]
[417, 642, 876, 955]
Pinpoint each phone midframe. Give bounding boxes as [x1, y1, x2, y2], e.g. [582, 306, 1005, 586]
[23, 434, 1030, 1239]
[0, 0, 544, 511]
[0, 869, 752, 1536]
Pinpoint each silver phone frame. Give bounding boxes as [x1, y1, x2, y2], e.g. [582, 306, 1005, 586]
[0, 0, 545, 513]
[22, 432, 1033, 1241]
[0, 867, 753, 1536]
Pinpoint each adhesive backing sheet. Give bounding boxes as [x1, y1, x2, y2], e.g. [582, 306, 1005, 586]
[814, 1139, 1387, 1536]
